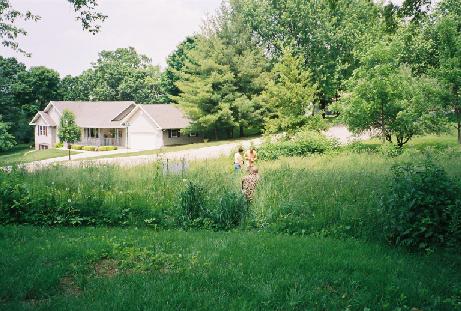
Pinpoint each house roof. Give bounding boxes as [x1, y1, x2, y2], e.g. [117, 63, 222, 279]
[30, 111, 57, 126]
[47, 101, 137, 128]
[138, 104, 190, 129]
[29, 101, 190, 130]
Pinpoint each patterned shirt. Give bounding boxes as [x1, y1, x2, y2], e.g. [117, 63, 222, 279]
[242, 173, 260, 201]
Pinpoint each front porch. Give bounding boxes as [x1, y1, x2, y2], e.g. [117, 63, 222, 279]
[77, 128, 126, 147]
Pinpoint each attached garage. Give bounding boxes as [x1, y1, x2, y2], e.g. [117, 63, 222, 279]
[126, 109, 163, 150]
[128, 131, 163, 150]
[122, 104, 201, 150]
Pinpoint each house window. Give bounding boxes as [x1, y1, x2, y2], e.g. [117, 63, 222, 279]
[84, 128, 99, 138]
[38, 144, 49, 150]
[189, 132, 197, 137]
[38, 126, 48, 136]
[168, 129, 180, 138]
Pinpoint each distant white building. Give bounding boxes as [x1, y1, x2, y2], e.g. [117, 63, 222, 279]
[29, 101, 200, 150]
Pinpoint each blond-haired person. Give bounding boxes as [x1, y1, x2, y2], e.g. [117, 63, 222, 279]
[245, 145, 258, 170]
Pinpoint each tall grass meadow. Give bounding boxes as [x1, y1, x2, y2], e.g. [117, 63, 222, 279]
[2, 146, 461, 248]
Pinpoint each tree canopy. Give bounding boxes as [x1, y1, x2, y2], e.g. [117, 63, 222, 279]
[61, 47, 167, 103]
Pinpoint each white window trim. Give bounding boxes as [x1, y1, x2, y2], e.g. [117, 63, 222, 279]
[38, 125, 48, 136]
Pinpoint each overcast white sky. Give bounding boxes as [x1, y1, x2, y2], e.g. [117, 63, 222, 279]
[0, 0, 222, 76]
[0, 0, 408, 77]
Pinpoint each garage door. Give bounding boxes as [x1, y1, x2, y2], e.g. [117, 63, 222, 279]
[128, 132, 162, 150]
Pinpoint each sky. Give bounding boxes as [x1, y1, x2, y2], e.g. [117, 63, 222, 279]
[0, 0, 413, 77]
[0, 0, 222, 76]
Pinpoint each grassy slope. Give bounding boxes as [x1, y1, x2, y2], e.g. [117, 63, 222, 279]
[0, 145, 77, 166]
[2, 134, 461, 310]
[1, 226, 460, 311]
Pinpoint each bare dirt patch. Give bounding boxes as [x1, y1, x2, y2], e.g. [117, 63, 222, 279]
[94, 259, 119, 278]
[59, 276, 82, 296]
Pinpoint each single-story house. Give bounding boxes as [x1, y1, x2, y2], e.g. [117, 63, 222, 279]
[29, 101, 201, 150]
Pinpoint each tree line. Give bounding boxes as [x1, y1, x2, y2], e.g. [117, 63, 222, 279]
[1, 0, 461, 150]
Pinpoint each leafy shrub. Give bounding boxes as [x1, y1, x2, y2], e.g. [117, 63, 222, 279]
[379, 143, 403, 157]
[382, 159, 461, 250]
[178, 182, 207, 227]
[55, 142, 64, 148]
[210, 191, 248, 230]
[414, 142, 452, 152]
[0, 173, 32, 224]
[259, 132, 337, 160]
[82, 146, 97, 151]
[98, 146, 118, 151]
[345, 141, 380, 154]
[177, 182, 248, 230]
[71, 144, 83, 150]
[302, 115, 329, 132]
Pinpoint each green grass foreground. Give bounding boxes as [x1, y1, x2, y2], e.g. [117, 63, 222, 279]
[0, 145, 77, 166]
[2, 134, 461, 310]
[1, 226, 460, 310]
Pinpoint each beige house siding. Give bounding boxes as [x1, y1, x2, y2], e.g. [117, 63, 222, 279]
[162, 130, 202, 146]
[34, 118, 56, 149]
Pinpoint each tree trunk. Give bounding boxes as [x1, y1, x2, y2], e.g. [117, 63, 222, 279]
[386, 134, 392, 143]
[214, 127, 218, 140]
[456, 108, 461, 144]
[381, 101, 386, 143]
[397, 136, 403, 148]
[239, 125, 244, 138]
[320, 97, 327, 119]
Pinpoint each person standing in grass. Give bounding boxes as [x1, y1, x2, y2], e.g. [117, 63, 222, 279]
[242, 166, 260, 202]
[245, 146, 258, 170]
[234, 147, 244, 172]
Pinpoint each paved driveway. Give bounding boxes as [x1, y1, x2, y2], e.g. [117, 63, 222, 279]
[22, 138, 262, 171]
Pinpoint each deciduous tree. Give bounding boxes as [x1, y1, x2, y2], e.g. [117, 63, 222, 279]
[337, 40, 446, 147]
[60, 47, 167, 103]
[0, 116, 15, 151]
[432, 0, 461, 143]
[58, 110, 80, 160]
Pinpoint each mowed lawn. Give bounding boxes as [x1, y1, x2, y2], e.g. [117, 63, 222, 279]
[0, 145, 77, 166]
[1, 226, 460, 311]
